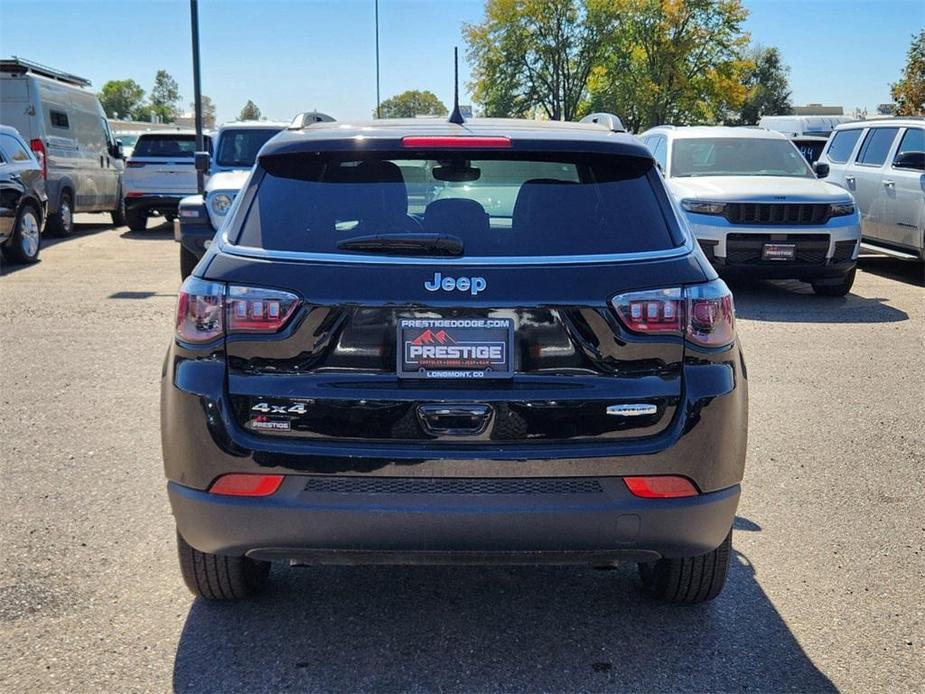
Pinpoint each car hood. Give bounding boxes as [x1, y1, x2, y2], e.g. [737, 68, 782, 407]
[667, 176, 853, 204]
[204, 170, 249, 195]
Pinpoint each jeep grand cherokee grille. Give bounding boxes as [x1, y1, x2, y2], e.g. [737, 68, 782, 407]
[724, 203, 830, 226]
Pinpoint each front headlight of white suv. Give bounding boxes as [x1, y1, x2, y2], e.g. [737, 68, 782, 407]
[828, 202, 855, 217]
[681, 200, 727, 215]
[210, 193, 234, 216]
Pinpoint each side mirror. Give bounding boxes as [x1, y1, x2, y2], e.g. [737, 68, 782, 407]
[813, 161, 830, 178]
[194, 151, 211, 174]
[110, 140, 124, 159]
[893, 151, 925, 171]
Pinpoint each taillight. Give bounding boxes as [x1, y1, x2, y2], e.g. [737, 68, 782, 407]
[29, 139, 47, 179]
[611, 279, 735, 347]
[175, 277, 300, 343]
[176, 277, 224, 343]
[611, 288, 683, 334]
[226, 285, 300, 333]
[624, 475, 699, 498]
[685, 281, 735, 347]
[126, 160, 146, 168]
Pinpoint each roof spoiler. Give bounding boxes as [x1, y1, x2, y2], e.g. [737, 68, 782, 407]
[580, 112, 625, 133]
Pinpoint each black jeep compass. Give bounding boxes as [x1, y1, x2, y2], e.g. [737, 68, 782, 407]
[161, 117, 748, 603]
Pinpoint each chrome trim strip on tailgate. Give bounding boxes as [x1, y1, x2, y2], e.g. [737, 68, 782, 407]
[216, 234, 695, 266]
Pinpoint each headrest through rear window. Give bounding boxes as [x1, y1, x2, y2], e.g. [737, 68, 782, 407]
[512, 179, 601, 253]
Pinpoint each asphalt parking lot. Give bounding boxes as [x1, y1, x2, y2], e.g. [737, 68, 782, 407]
[1, 215, 923, 693]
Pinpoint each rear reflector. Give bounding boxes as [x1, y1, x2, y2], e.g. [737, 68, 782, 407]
[209, 474, 284, 497]
[401, 136, 511, 149]
[125, 192, 144, 197]
[624, 476, 699, 498]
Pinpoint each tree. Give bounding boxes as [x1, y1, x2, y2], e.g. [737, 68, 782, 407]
[191, 95, 217, 129]
[732, 45, 792, 125]
[150, 69, 181, 123]
[587, 0, 751, 132]
[891, 30, 925, 116]
[98, 79, 145, 119]
[238, 100, 262, 121]
[465, 0, 621, 121]
[376, 90, 448, 118]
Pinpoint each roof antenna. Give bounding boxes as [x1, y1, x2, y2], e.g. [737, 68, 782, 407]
[448, 46, 465, 125]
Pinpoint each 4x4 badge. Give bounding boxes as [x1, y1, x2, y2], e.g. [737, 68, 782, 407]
[424, 272, 486, 296]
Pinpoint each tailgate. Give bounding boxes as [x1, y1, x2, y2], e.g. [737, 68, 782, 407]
[124, 157, 197, 194]
[213, 256, 703, 445]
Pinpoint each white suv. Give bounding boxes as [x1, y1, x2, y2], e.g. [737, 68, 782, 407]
[640, 126, 862, 296]
[818, 118, 924, 262]
[122, 131, 211, 232]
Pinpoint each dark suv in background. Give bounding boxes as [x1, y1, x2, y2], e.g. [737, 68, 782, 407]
[161, 116, 748, 604]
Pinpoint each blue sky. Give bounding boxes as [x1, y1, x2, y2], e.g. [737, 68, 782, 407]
[0, 0, 921, 124]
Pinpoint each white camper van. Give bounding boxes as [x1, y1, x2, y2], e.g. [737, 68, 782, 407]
[0, 57, 125, 235]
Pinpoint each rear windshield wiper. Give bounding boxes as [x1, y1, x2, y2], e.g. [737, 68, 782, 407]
[336, 233, 464, 256]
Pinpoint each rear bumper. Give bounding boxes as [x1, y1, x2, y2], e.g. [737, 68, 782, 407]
[124, 194, 186, 215]
[174, 218, 215, 257]
[169, 477, 740, 562]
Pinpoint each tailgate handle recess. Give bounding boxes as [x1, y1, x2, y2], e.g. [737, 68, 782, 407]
[417, 404, 494, 436]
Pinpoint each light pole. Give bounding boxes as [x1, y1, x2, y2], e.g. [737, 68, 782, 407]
[190, 0, 204, 193]
[375, 0, 381, 118]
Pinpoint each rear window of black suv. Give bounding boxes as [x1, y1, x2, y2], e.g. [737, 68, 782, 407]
[234, 152, 683, 257]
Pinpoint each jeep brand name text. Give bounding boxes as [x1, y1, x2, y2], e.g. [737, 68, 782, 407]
[424, 272, 486, 296]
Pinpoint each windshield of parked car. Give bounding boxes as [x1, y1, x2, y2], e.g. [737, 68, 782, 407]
[671, 137, 814, 178]
[235, 152, 683, 257]
[132, 134, 198, 158]
[216, 128, 281, 168]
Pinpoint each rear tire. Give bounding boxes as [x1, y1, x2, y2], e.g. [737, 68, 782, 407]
[812, 268, 855, 297]
[111, 196, 126, 227]
[180, 246, 199, 279]
[125, 206, 147, 232]
[46, 190, 74, 237]
[638, 530, 732, 604]
[4, 203, 42, 264]
[176, 531, 270, 600]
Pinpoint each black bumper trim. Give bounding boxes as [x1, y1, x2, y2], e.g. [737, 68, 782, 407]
[124, 195, 186, 214]
[168, 477, 740, 562]
[711, 258, 856, 279]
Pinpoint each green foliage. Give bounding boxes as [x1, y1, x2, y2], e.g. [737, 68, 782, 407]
[238, 100, 262, 121]
[376, 90, 448, 118]
[587, 0, 751, 132]
[150, 70, 181, 123]
[191, 95, 216, 129]
[731, 45, 792, 125]
[97, 79, 145, 119]
[891, 30, 925, 116]
[464, 0, 621, 121]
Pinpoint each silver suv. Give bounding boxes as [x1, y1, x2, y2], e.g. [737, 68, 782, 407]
[819, 118, 924, 262]
[640, 126, 861, 296]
